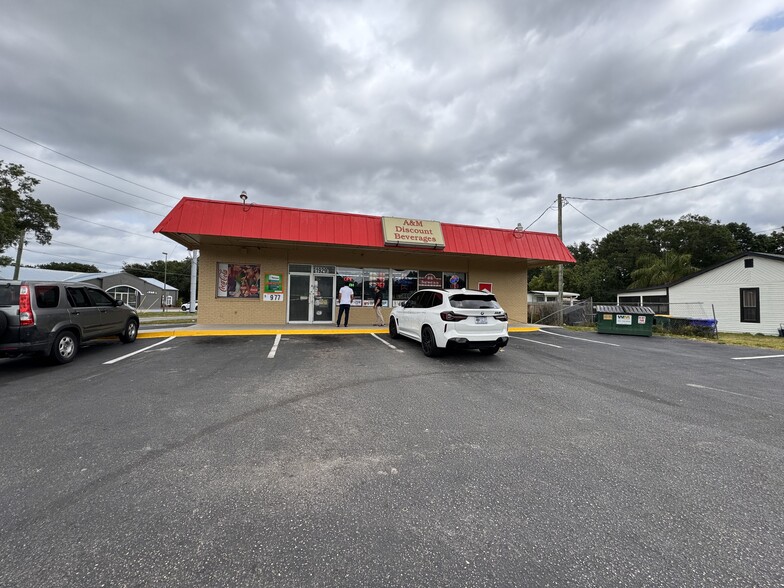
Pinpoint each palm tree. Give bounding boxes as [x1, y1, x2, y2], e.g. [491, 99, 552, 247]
[628, 252, 696, 288]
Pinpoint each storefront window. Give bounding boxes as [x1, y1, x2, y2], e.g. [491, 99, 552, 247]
[336, 267, 362, 305]
[443, 272, 466, 289]
[418, 271, 442, 289]
[392, 270, 418, 304]
[362, 268, 389, 306]
[217, 263, 261, 298]
[106, 285, 139, 308]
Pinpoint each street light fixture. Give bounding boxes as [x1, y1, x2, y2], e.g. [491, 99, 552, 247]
[162, 252, 168, 312]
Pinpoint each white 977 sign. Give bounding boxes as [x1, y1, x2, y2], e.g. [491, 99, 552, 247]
[263, 293, 283, 302]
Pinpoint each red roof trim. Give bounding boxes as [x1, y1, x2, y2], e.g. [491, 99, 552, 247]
[154, 197, 575, 263]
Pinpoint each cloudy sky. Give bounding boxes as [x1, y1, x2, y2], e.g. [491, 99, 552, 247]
[2, 0, 783, 271]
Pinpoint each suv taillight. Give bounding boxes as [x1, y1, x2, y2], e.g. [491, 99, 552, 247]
[496, 313, 508, 322]
[19, 284, 35, 326]
[440, 310, 468, 322]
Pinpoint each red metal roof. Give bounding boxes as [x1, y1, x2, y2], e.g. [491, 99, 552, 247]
[154, 197, 575, 264]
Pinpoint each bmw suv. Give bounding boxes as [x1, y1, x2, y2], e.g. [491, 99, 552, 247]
[389, 288, 509, 356]
[0, 281, 139, 364]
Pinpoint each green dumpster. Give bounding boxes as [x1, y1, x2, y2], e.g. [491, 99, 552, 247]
[595, 305, 655, 337]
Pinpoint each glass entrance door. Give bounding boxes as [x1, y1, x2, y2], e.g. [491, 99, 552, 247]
[312, 275, 334, 323]
[288, 274, 310, 322]
[288, 273, 335, 323]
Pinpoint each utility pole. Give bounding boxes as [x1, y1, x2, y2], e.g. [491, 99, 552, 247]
[162, 252, 168, 312]
[189, 250, 198, 312]
[557, 194, 564, 326]
[13, 230, 25, 280]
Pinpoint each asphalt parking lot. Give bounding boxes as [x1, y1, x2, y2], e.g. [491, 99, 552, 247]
[1, 330, 783, 587]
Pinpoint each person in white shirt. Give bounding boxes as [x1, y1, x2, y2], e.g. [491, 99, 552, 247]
[336, 282, 354, 327]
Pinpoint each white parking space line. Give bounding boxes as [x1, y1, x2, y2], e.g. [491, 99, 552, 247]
[371, 333, 404, 352]
[687, 383, 784, 405]
[539, 329, 621, 347]
[509, 335, 562, 348]
[103, 336, 177, 365]
[267, 334, 282, 359]
[731, 354, 784, 361]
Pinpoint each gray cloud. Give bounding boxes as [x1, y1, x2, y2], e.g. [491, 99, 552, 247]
[2, 0, 783, 269]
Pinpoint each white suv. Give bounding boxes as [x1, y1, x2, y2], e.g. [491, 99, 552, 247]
[389, 288, 509, 356]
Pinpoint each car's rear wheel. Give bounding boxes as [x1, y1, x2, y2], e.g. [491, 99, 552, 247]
[50, 330, 78, 364]
[479, 345, 500, 355]
[120, 319, 139, 343]
[421, 326, 442, 357]
[389, 318, 400, 339]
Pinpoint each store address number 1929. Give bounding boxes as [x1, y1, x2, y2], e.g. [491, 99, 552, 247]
[263, 293, 284, 302]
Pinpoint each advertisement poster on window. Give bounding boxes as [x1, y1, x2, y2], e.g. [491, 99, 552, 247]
[447, 273, 463, 289]
[419, 272, 442, 288]
[478, 282, 493, 292]
[216, 263, 261, 298]
[264, 273, 283, 293]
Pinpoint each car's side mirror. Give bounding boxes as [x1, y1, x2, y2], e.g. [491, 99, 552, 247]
[114, 299, 124, 307]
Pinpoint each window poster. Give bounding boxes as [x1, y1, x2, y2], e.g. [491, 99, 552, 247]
[419, 272, 442, 288]
[217, 263, 261, 298]
[264, 273, 283, 293]
[445, 272, 466, 289]
[336, 267, 363, 305]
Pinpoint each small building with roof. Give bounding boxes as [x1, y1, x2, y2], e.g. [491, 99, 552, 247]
[617, 251, 784, 336]
[154, 197, 575, 326]
[0, 267, 178, 310]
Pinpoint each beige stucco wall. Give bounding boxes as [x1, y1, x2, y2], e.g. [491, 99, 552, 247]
[196, 243, 528, 325]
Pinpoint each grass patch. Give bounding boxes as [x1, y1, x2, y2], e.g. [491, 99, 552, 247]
[704, 332, 784, 350]
[138, 311, 195, 318]
[564, 325, 784, 350]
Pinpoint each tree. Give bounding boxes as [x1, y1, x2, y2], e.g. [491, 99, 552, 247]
[0, 161, 59, 271]
[593, 223, 662, 287]
[665, 214, 739, 267]
[628, 252, 696, 288]
[37, 261, 100, 273]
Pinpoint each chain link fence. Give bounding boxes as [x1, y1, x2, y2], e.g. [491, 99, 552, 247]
[527, 299, 718, 339]
[528, 298, 594, 326]
[650, 302, 718, 339]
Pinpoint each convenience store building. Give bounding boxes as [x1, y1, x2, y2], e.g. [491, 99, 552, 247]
[154, 197, 575, 326]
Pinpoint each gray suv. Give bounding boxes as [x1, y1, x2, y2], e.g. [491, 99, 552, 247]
[0, 281, 139, 364]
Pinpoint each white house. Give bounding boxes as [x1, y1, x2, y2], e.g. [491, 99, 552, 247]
[617, 252, 784, 336]
[0, 267, 179, 310]
[527, 290, 581, 305]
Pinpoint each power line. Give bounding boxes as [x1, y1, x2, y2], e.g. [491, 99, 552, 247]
[563, 199, 611, 232]
[754, 225, 784, 234]
[524, 198, 558, 231]
[23, 248, 194, 277]
[0, 125, 180, 201]
[50, 239, 157, 260]
[569, 156, 784, 202]
[0, 143, 173, 208]
[57, 211, 170, 242]
[27, 172, 165, 216]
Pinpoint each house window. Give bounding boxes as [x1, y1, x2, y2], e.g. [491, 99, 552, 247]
[740, 288, 760, 323]
[744, 259, 754, 268]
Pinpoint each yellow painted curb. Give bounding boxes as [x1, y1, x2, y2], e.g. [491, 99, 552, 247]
[137, 328, 390, 338]
[137, 325, 540, 339]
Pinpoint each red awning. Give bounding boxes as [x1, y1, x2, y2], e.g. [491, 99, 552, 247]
[154, 197, 575, 265]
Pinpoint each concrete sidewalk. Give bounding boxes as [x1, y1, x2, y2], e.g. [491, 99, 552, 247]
[138, 323, 541, 339]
